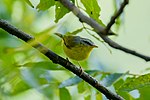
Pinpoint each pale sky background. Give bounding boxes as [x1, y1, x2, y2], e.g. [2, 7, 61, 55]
[95, 0, 150, 74]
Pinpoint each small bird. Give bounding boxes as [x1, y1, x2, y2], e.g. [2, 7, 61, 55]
[55, 33, 98, 61]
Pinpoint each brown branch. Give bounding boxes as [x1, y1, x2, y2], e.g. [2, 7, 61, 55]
[0, 19, 124, 100]
[105, 0, 129, 33]
[58, 0, 150, 61]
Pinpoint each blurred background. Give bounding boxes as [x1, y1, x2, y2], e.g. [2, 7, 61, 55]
[0, 0, 150, 100]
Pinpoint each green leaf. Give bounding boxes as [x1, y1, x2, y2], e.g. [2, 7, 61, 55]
[114, 79, 135, 100]
[21, 67, 58, 98]
[65, 28, 83, 36]
[84, 95, 91, 100]
[96, 93, 102, 100]
[137, 86, 150, 100]
[0, 69, 30, 95]
[59, 70, 99, 88]
[59, 88, 71, 100]
[23, 61, 65, 70]
[55, 2, 69, 22]
[81, 0, 104, 26]
[21, 68, 40, 88]
[36, 0, 55, 11]
[119, 73, 150, 92]
[67, 28, 84, 35]
[11, 80, 30, 95]
[77, 81, 86, 93]
[24, 0, 34, 8]
[40, 84, 58, 98]
[101, 72, 126, 87]
[117, 91, 134, 100]
[114, 79, 125, 90]
[59, 76, 82, 88]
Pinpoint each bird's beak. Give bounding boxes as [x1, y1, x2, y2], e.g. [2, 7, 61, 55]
[92, 45, 98, 48]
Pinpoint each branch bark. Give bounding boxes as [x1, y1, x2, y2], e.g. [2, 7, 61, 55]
[0, 19, 124, 100]
[105, 0, 129, 33]
[59, 0, 150, 61]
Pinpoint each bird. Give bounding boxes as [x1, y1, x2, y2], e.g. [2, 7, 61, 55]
[55, 33, 98, 61]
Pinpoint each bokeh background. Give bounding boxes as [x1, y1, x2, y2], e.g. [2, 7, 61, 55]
[0, 0, 150, 100]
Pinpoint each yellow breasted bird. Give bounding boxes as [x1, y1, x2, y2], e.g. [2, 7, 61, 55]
[55, 33, 98, 61]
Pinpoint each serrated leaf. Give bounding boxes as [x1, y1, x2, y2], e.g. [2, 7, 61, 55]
[59, 76, 82, 88]
[55, 2, 69, 22]
[101, 72, 126, 87]
[81, 0, 104, 26]
[23, 61, 65, 70]
[36, 0, 55, 11]
[119, 73, 150, 92]
[59, 88, 71, 100]
[24, 0, 34, 8]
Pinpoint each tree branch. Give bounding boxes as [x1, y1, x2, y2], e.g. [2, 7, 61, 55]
[59, 0, 150, 61]
[105, 0, 129, 33]
[0, 19, 124, 100]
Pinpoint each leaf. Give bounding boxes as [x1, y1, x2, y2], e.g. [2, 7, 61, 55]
[59, 88, 71, 100]
[55, 2, 69, 22]
[20, 68, 40, 88]
[11, 80, 30, 95]
[84, 95, 91, 100]
[70, 28, 83, 35]
[65, 28, 83, 35]
[114, 79, 135, 100]
[21, 67, 58, 98]
[96, 93, 102, 100]
[119, 73, 150, 92]
[137, 86, 150, 100]
[59, 70, 100, 88]
[77, 81, 84, 93]
[80, 0, 104, 26]
[59, 76, 82, 88]
[114, 78, 125, 90]
[23, 61, 65, 70]
[0, 69, 30, 95]
[24, 0, 34, 8]
[101, 72, 127, 87]
[77, 79, 95, 94]
[36, 0, 55, 11]
[40, 84, 57, 98]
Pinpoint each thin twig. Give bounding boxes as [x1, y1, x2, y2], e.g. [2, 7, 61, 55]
[82, 23, 112, 54]
[0, 19, 124, 100]
[105, 0, 129, 33]
[59, 0, 150, 61]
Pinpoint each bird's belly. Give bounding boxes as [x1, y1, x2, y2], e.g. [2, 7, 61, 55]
[63, 45, 92, 61]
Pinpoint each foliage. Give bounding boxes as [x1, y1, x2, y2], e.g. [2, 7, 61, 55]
[0, 0, 150, 100]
